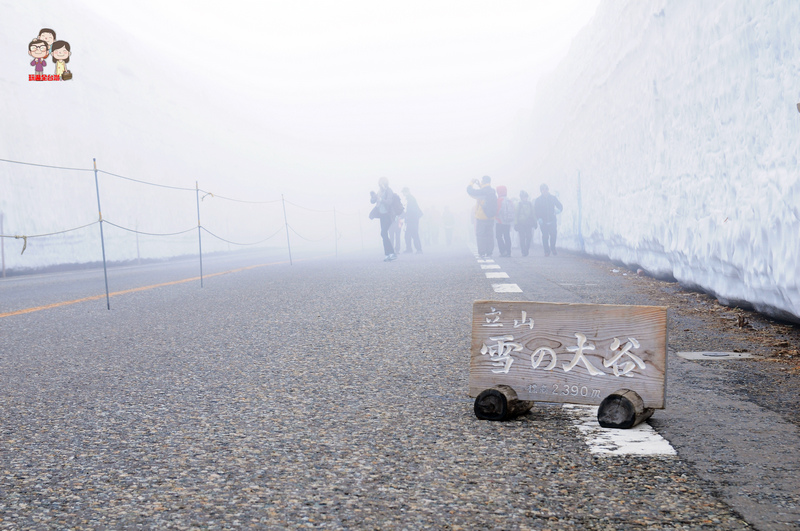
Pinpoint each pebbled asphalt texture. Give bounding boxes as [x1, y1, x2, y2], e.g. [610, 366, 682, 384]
[1, 244, 797, 529]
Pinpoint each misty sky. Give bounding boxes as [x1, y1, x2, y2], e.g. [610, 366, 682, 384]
[77, 0, 601, 203]
[5, 1, 601, 215]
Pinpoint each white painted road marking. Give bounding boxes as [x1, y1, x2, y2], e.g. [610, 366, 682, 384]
[491, 283, 523, 293]
[481, 264, 501, 270]
[564, 404, 676, 456]
[485, 272, 510, 279]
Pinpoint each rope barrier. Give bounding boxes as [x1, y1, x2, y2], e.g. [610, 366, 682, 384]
[97, 170, 196, 192]
[197, 188, 281, 204]
[1, 156, 365, 278]
[103, 220, 197, 237]
[0, 157, 94, 172]
[0, 156, 336, 207]
[0, 221, 99, 254]
[287, 223, 335, 243]
[200, 225, 286, 246]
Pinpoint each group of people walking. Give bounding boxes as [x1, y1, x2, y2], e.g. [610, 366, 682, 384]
[369, 178, 424, 262]
[467, 176, 562, 258]
[368, 175, 562, 262]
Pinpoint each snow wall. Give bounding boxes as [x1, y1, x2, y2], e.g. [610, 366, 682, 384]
[527, 0, 800, 323]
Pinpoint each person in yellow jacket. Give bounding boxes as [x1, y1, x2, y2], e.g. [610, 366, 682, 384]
[466, 175, 497, 258]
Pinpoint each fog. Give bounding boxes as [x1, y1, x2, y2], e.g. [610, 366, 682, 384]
[3, 1, 598, 206]
[4, 0, 798, 322]
[1, 0, 601, 269]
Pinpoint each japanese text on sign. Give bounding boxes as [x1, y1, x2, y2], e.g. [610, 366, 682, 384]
[480, 307, 647, 378]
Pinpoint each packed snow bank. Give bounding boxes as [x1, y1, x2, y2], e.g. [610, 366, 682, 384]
[528, 0, 800, 322]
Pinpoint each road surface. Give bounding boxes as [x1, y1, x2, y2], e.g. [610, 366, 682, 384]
[1, 246, 798, 529]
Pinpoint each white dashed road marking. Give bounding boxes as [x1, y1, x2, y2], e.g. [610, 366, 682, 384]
[485, 272, 509, 279]
[480, 264, 501, 269]
[491, 283, 523, 293]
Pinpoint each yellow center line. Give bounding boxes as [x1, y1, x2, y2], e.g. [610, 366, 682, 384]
[0, 256, 328, 319]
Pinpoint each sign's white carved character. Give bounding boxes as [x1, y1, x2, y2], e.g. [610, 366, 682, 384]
[514, 310, 534, 329]
[480, 335, 522, 374]
[483, 307, 503, 327]
[605, 337, 646, 377]
[563, 332, 605, 376]
[531, 347, 558, 371]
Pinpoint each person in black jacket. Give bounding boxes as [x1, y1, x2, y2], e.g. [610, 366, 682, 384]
[370, 177, 397, 262]
[534, 184, 563, 256]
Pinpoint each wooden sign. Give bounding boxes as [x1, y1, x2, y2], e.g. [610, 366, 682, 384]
[469, 301, 667, 409]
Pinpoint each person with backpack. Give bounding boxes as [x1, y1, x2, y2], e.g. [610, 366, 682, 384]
[514, 190, 537, 257]
[534, 183, 563, 256]
[467, 175, 497, 258]
[370, 177, 401, 262]
[494, 185, 515, 257]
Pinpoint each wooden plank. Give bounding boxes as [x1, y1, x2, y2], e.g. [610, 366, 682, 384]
[469, 301, 667, 409]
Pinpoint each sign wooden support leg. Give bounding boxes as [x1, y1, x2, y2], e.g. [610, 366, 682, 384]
[474, 385, 534, 421]
[597, 389, 654, 429]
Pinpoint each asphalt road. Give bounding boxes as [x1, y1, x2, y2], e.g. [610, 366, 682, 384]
[1, 245, 798, 529]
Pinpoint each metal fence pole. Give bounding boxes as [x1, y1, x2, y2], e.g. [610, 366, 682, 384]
[93, 158, 111, 310]
[196, 181, 204, 287]
[282, 194, 293, 265]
